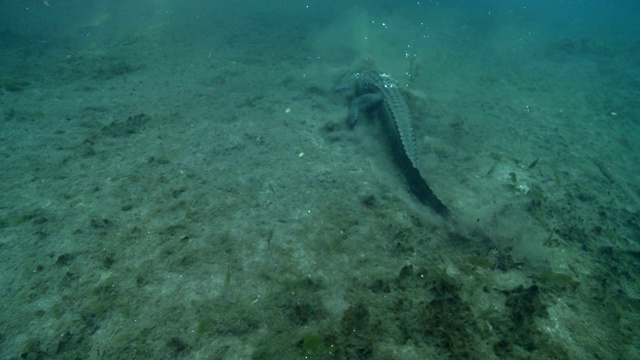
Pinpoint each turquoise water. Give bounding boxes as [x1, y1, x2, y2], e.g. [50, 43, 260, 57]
[1, 1, 639, 359]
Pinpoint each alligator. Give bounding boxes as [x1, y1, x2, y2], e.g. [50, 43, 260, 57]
[340, 70, 449, 216]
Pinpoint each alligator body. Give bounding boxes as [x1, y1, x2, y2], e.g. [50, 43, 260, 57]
[343, 71, 449, 216]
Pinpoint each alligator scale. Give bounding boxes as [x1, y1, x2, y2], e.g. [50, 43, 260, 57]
[342, 71, 449, 216]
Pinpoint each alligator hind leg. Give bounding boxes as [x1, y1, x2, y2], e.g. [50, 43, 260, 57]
[347, 93, 383, 128]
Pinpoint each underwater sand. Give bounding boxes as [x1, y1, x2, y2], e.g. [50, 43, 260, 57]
[1, 2, 639, 359]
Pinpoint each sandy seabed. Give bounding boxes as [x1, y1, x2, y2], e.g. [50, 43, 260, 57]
[1, 3, 639, 359]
